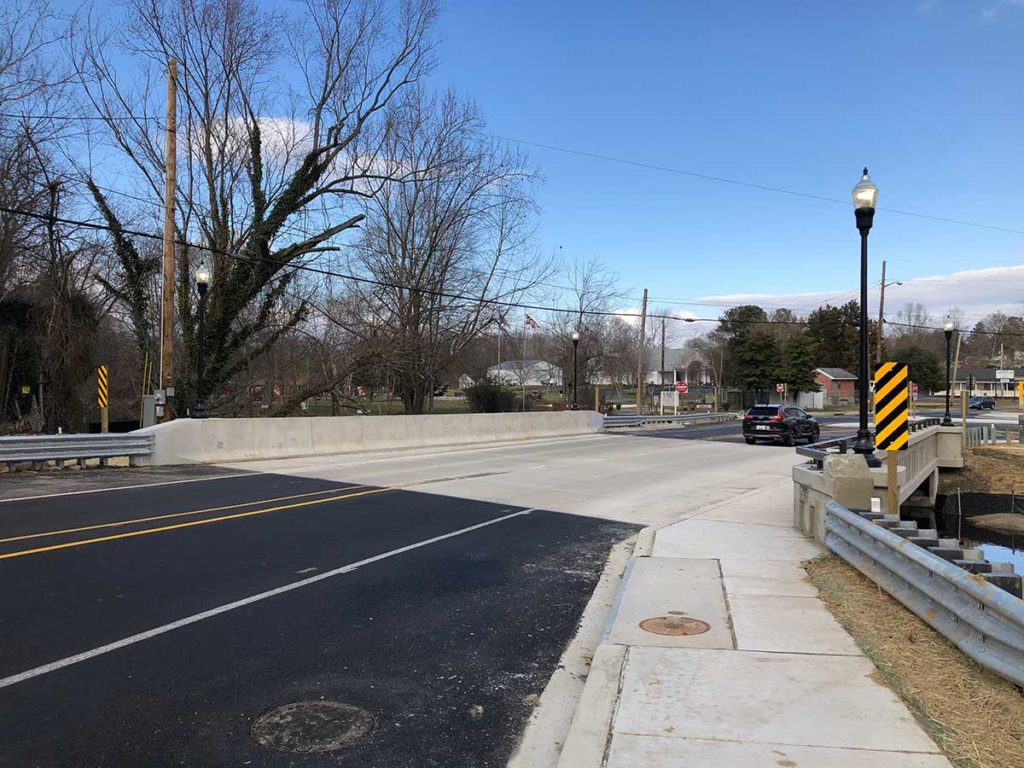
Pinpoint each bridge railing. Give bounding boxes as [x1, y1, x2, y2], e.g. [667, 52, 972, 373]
[602, 412, 738, 429]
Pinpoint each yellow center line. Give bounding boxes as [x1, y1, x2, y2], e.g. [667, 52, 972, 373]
[0, 485, 368, 546]
[0, 486, 393, 561]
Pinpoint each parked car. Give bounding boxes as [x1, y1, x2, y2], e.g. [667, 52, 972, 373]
[742, 404, 819, 446]
[968, 396, 996, 410]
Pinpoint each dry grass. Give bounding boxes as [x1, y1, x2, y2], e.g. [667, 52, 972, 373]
[806, 555, 1024, 768]
[974, 514, 1024, 536]
[940, 446, 1024, 495]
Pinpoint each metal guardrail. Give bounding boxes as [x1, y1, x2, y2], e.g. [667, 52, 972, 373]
[797, 417, 944, 468]
[602, 412, 738, 429]
[826, 500, 1024, 687]
[0, 433, 154, 469]
[968, 424, 1024, 447]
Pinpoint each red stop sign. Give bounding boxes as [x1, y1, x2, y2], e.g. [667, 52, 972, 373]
[675, 380, 688, 394]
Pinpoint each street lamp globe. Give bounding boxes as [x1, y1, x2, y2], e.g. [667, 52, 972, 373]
[571, 330, 580, 342]
[943, 320, 954, 333]
[195, 264, 211, 287]
[851, 168, 879, 211]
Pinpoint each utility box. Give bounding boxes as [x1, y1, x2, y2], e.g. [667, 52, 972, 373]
[141, 395, 157, 427]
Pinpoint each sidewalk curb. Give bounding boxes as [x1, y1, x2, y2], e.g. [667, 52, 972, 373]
[554, 643, 627, 768]
[633, 526, 656, 557]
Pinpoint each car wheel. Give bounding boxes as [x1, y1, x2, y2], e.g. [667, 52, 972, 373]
[744, 436, 757, 445]
[808, 426, 820, 444]
[781, 429, 794, 447]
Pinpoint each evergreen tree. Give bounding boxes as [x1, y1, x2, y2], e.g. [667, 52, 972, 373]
[780, 332, 820, 395]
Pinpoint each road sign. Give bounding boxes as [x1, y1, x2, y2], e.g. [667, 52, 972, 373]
[1017, 381, 1024, 397]
[912, 383, 919, 400]
[997, 369, 1014, 380]
[97, 365, 109, 408]
[874, 362, 910, 451]
[776, 383, 784, 393]
[675, 380, 688, 394]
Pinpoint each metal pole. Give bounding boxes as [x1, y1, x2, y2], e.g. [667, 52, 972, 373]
[852, 212, 877, 464]
[876, 259, 886, 366]
[635, 289, 648, 415]
[943, 329, 953, 425]
[193, 285, 208, 418]
[572, 337, 579, 409]
[159, 59, 177, 422]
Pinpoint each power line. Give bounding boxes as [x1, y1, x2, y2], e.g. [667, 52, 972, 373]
[491, 134, 1024, 236]
[11, 201, 1024, 339]
[0, 111, 163, 124]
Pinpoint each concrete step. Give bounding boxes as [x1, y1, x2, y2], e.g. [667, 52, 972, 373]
[927, 547, 964, 563]
[910, 537, 940, 549]
[961, 548, 985, 561]
[983, 573, 1023, 599]
[990, 562, 1016, 575]
[891, 527, 920, 539]
[938, 538, 959, 548]
[955, 560, 993, 574]
[916, 529, 938, 539]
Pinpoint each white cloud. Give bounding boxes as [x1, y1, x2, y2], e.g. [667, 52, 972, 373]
[691, 264, 1024, 330]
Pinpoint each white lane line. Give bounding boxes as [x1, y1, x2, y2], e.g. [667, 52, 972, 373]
[0, 509, 533, 690]
[0, 472, 258, 504]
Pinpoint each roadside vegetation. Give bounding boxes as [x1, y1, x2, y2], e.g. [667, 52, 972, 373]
[807, 555, 1024, 768]
[940, 446, 1024, 495]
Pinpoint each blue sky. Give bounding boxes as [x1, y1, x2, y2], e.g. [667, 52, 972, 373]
[428, 1, 1024, 320]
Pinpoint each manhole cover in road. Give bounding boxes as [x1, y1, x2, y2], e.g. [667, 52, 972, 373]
[252, 701, 376, 753]
[639, 616, 711, 636]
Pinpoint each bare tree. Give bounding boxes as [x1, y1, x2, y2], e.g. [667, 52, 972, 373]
[71, 0, 438, 409]
[349, 88, 544, 413]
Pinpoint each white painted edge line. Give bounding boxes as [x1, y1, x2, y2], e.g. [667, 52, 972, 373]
[0, 472, 258, 504]
[0, 509, 533, 690]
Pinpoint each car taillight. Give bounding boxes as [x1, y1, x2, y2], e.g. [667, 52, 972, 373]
[743, 414, 752, 420]
[770, 414, 784, 421]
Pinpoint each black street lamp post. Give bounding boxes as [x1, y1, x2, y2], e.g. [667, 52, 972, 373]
[943, 319, 955, 426]
[851, 168, 880, 465]
[571, 330, 580, 409]
[193, 263, 211, 419]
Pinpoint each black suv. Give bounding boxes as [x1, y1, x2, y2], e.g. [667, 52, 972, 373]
[968, 396, 996, 410]
[743, 404, 820, 446]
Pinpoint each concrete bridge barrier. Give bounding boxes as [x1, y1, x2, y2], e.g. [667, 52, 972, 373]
[135, 411, 603, 465]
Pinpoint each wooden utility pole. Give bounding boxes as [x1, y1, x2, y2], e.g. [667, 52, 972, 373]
[159, 58, 177, 421]
[876, 259, 887, 365]
[659, 316, 666, 415]
[635, 289, 648, 415]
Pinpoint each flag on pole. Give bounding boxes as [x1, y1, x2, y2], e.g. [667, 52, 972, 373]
[524, 313, 540, 330]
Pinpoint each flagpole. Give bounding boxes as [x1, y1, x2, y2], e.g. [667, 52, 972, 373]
[522, 311, 528, 412]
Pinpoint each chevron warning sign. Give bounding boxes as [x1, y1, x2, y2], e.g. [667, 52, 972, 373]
[97, 365, 109, 409]
[874, 362, 909, 451]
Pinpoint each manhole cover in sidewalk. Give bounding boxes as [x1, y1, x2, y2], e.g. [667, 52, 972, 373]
[252, 701, 376, 753]
[639, 616, 711, 636]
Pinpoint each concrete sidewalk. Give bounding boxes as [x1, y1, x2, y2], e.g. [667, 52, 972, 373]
[557, 480, 952, 768]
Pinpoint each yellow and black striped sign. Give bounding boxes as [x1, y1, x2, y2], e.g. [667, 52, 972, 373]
[874, 362, 909, 451]
[97, 365, 109, 408]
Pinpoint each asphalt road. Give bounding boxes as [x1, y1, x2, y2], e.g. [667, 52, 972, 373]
[616, 414, 856, 444]
[0, 470, 634, 767]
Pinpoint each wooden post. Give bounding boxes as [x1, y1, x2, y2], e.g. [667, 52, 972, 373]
[159, 58, 177, 421]
[594, 385, 600, 412]
[887, 449, 899, 518]
[961, 392, 968, 454]
[635, 288, 648, 415]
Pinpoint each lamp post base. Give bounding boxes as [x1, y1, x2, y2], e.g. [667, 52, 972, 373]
[852, 430, 881, 467]
[941, 417, 954, 427]
[192, 400, 208, 419]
